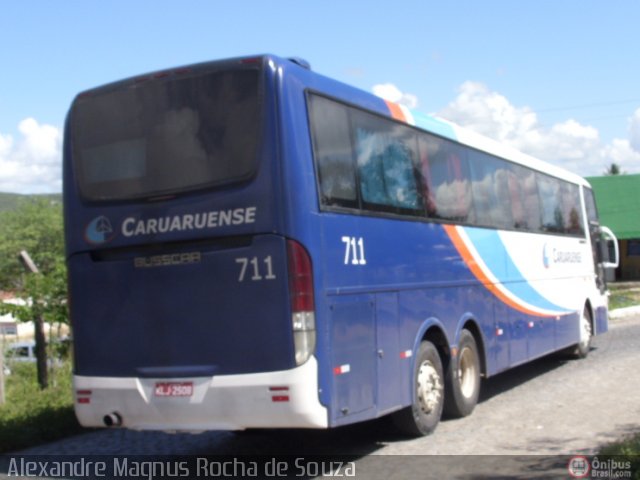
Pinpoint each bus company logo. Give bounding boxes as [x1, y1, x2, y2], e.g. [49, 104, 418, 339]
[84, 216, 115, 245]
[567, 455, 590, 478]
[543, 244, 583, 269]
[542, 243, 551, 269]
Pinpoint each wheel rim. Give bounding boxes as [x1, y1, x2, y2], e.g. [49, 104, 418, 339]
[417, 360, 442, 414]
[458, 346, 477, 399]
[579, 311, 592, 349]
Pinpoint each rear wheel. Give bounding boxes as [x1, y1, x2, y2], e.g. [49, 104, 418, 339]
[444, 329, 481, 418]
[392, 341, 444, 436]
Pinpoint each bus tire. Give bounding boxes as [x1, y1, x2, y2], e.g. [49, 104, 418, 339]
[392, 341, 444, 437]
[572, 308, 593, 359]
[444, 329, 480, 418]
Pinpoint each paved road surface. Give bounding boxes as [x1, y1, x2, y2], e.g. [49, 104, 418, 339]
[6, 314, 640, 479]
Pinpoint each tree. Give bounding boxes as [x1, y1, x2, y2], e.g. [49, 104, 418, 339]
[0, 197, 67, 389]
[604, 163, 624, 175]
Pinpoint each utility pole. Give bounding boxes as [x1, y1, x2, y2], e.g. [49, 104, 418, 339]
[18, 250, 48, 390]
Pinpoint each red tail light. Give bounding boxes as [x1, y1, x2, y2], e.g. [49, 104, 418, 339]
[287, 240, 314, 312]
[287, 240, 316, 365]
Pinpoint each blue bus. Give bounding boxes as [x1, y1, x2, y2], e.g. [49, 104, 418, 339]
[64, 54, 618, 436]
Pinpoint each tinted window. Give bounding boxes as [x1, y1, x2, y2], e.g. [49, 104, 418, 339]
[308, 95, 357, 207]
[560, 182, 584, 235]
[12, 346, 30, 358]
[537, 173, 565, 233]
[72, 68, 262, 201]
[468, 151, 512, 229]
[353, 110, 422, 213]
[584, 187, 598, 225]
[509, 164, 542, 231]
[308, 93, 584, 237]
[419, 135, 472, 223]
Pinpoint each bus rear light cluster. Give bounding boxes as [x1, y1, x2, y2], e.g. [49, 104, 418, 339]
[269, 386, 290, 403]
[76, 390, 92, 404]
[287, 240, 316, 366]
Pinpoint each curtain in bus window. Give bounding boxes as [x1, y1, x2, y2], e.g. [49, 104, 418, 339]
[420, 136, 472, 222]
[355, 119, 422, 213]
[308, 95, 357, 207]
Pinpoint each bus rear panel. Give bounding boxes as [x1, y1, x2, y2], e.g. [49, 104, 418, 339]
[65, 57, 326, 430]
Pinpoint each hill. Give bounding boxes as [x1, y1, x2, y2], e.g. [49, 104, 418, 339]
[0, 192, 62, 212]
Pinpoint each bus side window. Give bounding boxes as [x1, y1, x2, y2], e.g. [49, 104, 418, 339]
[353, 112, 423, 214]
[506, 166, 526, 229]
[418, 137, 437, 216]
[308, 95, 358, 208]
[561, 182, 584, 236]
[517, 166, 542, 232]
[537, 172, 564, 233]
[468, 151, 513, 229]
[422, 136, 472, 223]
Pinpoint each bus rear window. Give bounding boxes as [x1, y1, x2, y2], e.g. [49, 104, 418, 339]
[71, 68, 262, 201]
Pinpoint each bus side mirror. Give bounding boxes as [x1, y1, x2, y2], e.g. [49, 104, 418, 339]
[599, 225, 619, 269]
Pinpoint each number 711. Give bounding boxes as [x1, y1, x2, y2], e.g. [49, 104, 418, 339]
[342, 236, 366, 265]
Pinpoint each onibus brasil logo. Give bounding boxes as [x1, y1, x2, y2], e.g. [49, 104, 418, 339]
[84, 216, 115, 245]
[568, 456, 632, 478]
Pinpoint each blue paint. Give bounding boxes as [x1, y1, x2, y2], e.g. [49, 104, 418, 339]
[464, 227, 572, 314]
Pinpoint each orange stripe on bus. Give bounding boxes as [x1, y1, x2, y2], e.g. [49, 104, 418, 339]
[385, 100, 406, 122]
[443, 224, 549, 318]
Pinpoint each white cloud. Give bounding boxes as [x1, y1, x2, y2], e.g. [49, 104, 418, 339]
[0, 118, 62, 194]
[600, 138, 640, 174]
[437, 81, 538, 142]
[437, 81, 640, 177]
[372, 83, 418, 109]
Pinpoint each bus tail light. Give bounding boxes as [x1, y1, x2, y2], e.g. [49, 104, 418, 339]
[287, 240, 316, 366]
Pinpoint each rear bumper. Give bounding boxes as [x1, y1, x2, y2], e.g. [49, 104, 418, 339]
[74, 357, 328, 432]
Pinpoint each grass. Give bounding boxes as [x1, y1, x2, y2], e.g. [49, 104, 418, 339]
[0, 361, 84, 453]
[608, 283, 640, 311]
[599, 436, 640, 479]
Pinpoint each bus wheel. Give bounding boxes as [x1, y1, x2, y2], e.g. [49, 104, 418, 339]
[444, 329, 480, 418]
[392, 341, 444, 436]
[573, 308, 593, 358]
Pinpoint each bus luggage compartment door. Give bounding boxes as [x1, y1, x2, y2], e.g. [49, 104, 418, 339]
[69, 234, 294, 378]
[328, 295, 375, 424]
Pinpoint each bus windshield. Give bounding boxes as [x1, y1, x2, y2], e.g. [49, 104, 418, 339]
[71, 67, 262, 202]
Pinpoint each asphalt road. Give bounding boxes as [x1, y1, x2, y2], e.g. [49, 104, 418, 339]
[6, 313, 640, 479]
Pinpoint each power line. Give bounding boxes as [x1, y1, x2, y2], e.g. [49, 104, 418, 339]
[537, 98, 640, 113]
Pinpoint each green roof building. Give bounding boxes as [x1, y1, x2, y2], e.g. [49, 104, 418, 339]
[587, 173, 640, 280]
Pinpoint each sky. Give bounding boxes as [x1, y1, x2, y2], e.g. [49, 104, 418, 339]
[1, 0, 639, 194]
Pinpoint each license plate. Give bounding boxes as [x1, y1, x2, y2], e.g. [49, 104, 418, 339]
[154, 381, 194, 397]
